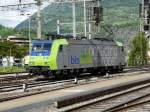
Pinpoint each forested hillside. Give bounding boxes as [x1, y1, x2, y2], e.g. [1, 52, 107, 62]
[15, 0, 140, 43]
[0, 25, 36, 38]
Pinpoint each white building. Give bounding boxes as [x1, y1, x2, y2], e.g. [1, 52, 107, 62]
[7, 35, 29, 46]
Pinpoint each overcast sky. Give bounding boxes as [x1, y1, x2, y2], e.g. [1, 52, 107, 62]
[0, 0, 49, 28]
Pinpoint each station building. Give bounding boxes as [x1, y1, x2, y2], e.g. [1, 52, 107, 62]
[7, 36, 29, 46]
[0, 35, 29, 67]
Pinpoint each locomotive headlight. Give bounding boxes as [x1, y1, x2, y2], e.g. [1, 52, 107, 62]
[30, 57, 35, 60]
[44, 62, 49, 65]
[29, 62, 34, 65]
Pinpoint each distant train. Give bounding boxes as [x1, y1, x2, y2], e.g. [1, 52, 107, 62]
[28, 37, 125, 78]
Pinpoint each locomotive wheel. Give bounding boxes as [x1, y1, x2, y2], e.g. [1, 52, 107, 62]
[55, 71, 64, 80]
[55, 74, 63, 80]
[91, 70, 98, 76]
[68, 70, 74, 79]
[75, 69, 80, 77]
[100, 69, 106, 76]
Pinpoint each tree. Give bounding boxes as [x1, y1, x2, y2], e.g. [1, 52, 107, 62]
[128, 32, 148, 66]
[0, 25, 15, 38]
[0, 40, 28, 58]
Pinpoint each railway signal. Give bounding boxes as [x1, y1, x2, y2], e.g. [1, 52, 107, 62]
[93, 6, 103, 26]
[140, 0, 150, 36]
[139, 0, 150, 64]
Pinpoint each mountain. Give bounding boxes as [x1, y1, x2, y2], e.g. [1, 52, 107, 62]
[15, 0, 140, 41]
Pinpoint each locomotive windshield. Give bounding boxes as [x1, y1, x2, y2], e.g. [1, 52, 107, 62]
[32, 43, 51, 52]
[30, 41, 52, 56]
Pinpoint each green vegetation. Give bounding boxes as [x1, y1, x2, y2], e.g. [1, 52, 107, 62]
[17, 28, 37, 39]
[128, 32, 148, 66]
[0, 40, 28, 58]
[16, 0, 140, 35]
[0, 25, 16, 38]
[0, 25, 36, 38]
[0, 67, 25, 74]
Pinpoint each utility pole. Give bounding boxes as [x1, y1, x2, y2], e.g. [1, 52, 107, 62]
[140, 0, 150, 37]
[72, 2, 76, 39]
[36, 0, 42, 39]
[139, 0, 150, 64]
[28, 15, 31, 54]
[28, 16, 31, 41]
[88, 4, 92, 39]
[84, 0, 87, 37]
[140, 0, 144, 64]
[57, 19, 60, 34]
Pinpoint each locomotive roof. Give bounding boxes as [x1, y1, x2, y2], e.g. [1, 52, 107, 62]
[31, 39, 123, 47]
[32, 40, 52, 44]
[67, 39, 120, 46]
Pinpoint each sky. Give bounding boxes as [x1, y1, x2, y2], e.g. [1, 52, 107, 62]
[0, 0, 49, 28]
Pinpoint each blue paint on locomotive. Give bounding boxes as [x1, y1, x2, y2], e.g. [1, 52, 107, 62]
[30, 40, 53, 56]
[31, 52, 50, 56]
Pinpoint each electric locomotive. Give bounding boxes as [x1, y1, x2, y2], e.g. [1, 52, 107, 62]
[29, 37, 125, 78]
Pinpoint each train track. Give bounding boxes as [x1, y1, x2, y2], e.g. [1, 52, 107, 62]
[0, 75, 115, 103]
[0, 65, 150, 86]
[0, 78, 76, 102]
[0, 73, 35, 86]
[0, 79, 75, 93]
[119, 99, 150, 112]
[79, 85, 150, 112]
[56, 80, 150, 112]
[0, 67, 149, 94]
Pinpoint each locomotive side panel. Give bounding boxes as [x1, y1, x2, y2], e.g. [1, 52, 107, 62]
[71, 44, 93, 69]
[89, 41, 121, 67]
[57, 40, 125, 70]
[98, 45, 118, 67]
[62, 44, 94, 69]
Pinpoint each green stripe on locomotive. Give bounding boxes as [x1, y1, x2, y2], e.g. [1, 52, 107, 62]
[49, 39, 68, 70]
[80, 52, 93, 64]
[29, 56, 49, 66]
[29, 39, 68, 70]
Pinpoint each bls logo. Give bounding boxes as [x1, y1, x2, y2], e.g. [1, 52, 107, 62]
[71, 56, 80, 64]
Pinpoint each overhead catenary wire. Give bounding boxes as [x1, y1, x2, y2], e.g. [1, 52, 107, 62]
[0, 0, 140, 39]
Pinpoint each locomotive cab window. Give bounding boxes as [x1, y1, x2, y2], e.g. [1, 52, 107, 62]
[30, 41, 52, 56]
[59, 45, 63, 52]
[32, 43, 52, 52]
[122, 46, 124, 52]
